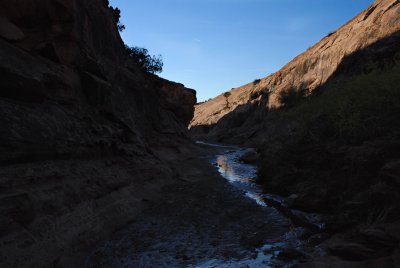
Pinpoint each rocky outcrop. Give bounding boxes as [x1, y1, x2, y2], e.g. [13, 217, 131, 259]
[190, 0, 400, 140]
[158, 77, 197, 126]
[0, 0, 196, 267]
[189, 1, 400, 263]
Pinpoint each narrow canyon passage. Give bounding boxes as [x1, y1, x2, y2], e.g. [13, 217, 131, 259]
[85, 143, 323, 267]
[1, 0, 400, 267]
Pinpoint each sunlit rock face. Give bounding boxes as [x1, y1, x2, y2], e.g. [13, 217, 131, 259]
[0, 0, 196, 266]
[189, 0, 400, 141]
[189, 3, 400, 265]
[158, 77, 197, 126]
[189, 3, 400, 257]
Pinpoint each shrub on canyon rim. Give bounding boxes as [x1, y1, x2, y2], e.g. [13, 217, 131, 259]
[125, 46, 163, 74]
[109, 6, 125, 32]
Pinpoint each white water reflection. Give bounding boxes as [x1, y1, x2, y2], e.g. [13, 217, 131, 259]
[213, 148, 267, 207]
[211, 144, 325, 230]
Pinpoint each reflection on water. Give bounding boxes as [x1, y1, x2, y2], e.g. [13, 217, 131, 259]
[195, 142, 325, 267]
[190, 241, 285, 268]
[213, 148, 267, 207]
[216, 155, 255, 183]
[245, 192, 267, 207]
[211, 145, 324, 229]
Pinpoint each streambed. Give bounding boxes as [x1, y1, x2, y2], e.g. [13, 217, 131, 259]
[86, 142, 324, 267]
[210, 144, 267, 207]
[203, 141, 325, 230]
[197, 142, 326, 265]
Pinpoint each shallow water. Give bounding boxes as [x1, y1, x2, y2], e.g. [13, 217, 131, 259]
[204, 141, 325, 229]
[194, 142, 304, 267]
[197, 141, 284, 207]
[86, 142, 322, 267]
[196, 142, 326, 267]
[213, 147, 266, 207]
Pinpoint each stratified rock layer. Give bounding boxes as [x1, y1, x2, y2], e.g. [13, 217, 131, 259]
[0, 0, 196, 267]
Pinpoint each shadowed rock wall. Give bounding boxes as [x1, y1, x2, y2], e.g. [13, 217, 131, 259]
[0, 0, 196, 266]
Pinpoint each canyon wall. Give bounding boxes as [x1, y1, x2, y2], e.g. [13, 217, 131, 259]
[190, 0, 400, 250]
[190, 0, 400, 142]
[0, 0, 196, 267]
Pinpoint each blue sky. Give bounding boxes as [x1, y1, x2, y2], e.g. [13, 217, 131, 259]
[109, 0, 373, 101]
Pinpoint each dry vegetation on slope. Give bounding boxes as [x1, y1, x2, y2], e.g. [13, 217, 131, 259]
[190, 0, 400, 136]
[190, 0, 400, 263]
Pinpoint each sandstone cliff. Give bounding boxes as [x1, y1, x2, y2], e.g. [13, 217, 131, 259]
[190, 0, 400, 141]
[190, 0, 400, 261]
[0, 0, 196, 267]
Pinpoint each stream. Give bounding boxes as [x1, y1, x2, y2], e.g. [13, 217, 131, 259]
[196, 141, 326, 267]
[206, 141, 325, 228]
[87, 142, 325, 267]
[205, 142, 270, 207]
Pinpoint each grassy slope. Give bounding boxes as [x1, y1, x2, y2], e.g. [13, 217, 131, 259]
[257, 65, 400, 230]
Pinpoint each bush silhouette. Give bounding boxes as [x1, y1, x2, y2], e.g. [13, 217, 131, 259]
[125, 46, 163, 74]
[110, 6, 125, 32]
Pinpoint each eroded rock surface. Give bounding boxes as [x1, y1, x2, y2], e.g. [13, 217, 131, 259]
[0, 0, 196, 267]
[190, 0, 400, 139]
[189, 1, 400, 265]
